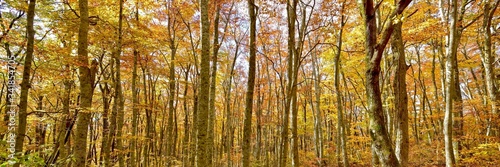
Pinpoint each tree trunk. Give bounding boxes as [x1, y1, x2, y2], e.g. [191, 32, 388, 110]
[35, 96, 46, 158]
[182, 66, 191, 167]
[130, 2, 140, 166]
[391, 21, 409, 166]
[14, 1, 36, 166]
[100, 79, 112, 166]
[73, 0, 96, 165]
[197, 0, 211, 165]
[280, 1, 297, 166]
[360, 0, 411, 166]
[114, 0, 125, 166]
[243, 0, 257, 166]
[166, 0, 178, 161]
[224, 29, 240, 166]
[334, 10, 348, 167]
[209, 3, 222, 164]
[444, 0, 460, 165]
[479, 0, 499, 137]
[311, 45, 324, 167]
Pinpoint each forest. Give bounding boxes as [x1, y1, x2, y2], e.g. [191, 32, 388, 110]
[0, 0, 499, 166]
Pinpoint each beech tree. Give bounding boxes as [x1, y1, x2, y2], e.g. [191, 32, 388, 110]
[359, 0, 411, 166]
[73, 0, 97, 166]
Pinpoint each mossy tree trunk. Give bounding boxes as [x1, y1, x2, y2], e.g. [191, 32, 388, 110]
[359, 0, 411, 166]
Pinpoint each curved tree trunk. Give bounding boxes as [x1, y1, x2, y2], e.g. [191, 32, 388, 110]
[360, 0, 411, 166]
[479, 0, 499, 137]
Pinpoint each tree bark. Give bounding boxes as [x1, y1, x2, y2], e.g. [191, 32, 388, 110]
[243, 0, 257, 166]
[166, 0, 178, 161]
[391, 21, 409, 166]
[479, 0, 499, 137]
[280, 1, 297, 166]
[208, 3, 222, 164]
[334, 10, 348, 167]
[99, 76, 112, 166]
[444, 0, 461, 165]
[130, 2, 140, 165]
[14, 1, 36, 166]
[359, 0, 411, 166]
[35, 96, 46, 158]
[114, 0, 125, 166]
[197, 0, 211, 165]
[73, 0, 96, 165]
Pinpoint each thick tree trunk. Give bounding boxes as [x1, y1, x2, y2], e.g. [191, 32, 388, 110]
[197, 0, 211, 165]
[14, 1, 36, 166]
[73, 0, 96, 165]
[391, 21, 409, 166]
[280, 1, 297, 166]
[243, 1, 257, 166]
[360, 0, 411, 166]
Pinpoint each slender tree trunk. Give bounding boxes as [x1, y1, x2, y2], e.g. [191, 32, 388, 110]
[431, 43, 443, 134]
[14, 1, 36, 166]
[209, 4, 222, 164]
[142, 65, 151, 167]
[224, 34, 239, 166]
[311, 46, 324, 167]
[100, 80, 112, 166]
[35, 96, 46, 158]
[182, 66, 191, 167]
[444, 0, 460, 166]
[334, 11, 348, 167]
[479, 0, 499, 137]
[166, 0, 178, 161]
[114, 0, 125, 166]
[255, 81, 263, 163]
[130, 2, 140, 166]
